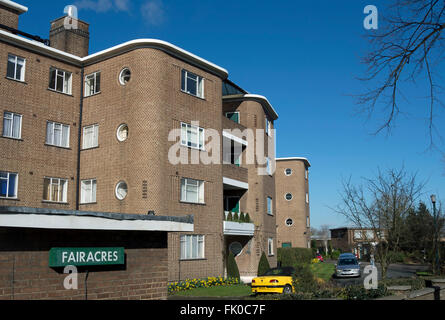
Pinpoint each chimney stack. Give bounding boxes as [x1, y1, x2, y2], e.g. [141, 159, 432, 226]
[0, 0, 28, 30]
[49, 15, 89, 57]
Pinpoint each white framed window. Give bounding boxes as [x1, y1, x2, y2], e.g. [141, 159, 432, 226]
[306, 216, 310, 228]
[285, 218, 293, 227]
[284, 168, 292, 176]
[180, 234, 205, 260]
[180, 178, 204, 204]
[181, 122, 205, 150]
[305, 168, 309, 180]
[82, 124, 99, 149]
[267, 196, 273, 215]
[49, 67, 72, 94]
[80, 179, 97, 204]
[7, 54, 25, 82]
[0, 171, 18, 199]
[181, 69, 204, 98]
[84, 71, 101, 97]
[119, 68, 131, 85]
[115, 181, 128, 201]
[285, 193, 293, 201]
[266, 157, 272, 175]
[268, 238, 274, 256]
[306, 192, 309, 204]
[46, 121, 70, 148]
[2, 112, 22, 139]
[43, 177, 68, 203]
[225, 112, 240, 124]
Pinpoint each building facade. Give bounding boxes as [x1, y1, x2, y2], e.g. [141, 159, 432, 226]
[275, 158, 311, 249]
[330, 227, 381, 260]
[0, 0, 288, 297]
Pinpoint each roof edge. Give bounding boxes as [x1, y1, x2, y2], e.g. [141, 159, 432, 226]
[276, 157, 311, 167]
[0, 0, 28, 14]
[223, 94, 278, 120]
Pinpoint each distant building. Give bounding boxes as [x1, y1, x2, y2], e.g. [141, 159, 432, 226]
[330, 227, 382, 259]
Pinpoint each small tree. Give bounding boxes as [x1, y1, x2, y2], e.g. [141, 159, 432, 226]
[233, 212, 239, 222]
[226, 212, 233, 221]
[227, 252, 240, 280]
[240, 212, 246, 222]
[258, 252, 270, 276]
[245, 213, 251, 223]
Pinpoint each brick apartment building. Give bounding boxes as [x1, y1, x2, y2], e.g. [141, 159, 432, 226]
[275, 158, 311, 249]
[0, 0, 310, 298]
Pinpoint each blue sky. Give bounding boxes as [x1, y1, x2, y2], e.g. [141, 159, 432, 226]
[17, 0, 445, 228]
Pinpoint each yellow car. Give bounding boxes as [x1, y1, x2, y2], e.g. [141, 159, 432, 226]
[251, 267, 295, 294]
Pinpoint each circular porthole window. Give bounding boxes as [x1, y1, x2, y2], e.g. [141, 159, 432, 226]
[229, 242, 243, 257]
[117, 124, 129, 142]
[119, 68, 131, 85]
[285, 168, 292, 176]
[285, 193, 293, 201]
[115, 181, 128, 200]
[285, 218, 293, 227]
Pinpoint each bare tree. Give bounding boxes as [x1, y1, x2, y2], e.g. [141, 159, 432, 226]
[359, 0, 445, 150]
[334, 167, 425, 279]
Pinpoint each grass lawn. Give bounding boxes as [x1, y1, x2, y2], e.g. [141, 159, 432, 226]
[311, 262, 336, 281]
[169, 284, 252, 298]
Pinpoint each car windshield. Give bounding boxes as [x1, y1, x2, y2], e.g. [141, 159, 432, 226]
[338, 258, 358, 266]
[263, 267, 295, 276]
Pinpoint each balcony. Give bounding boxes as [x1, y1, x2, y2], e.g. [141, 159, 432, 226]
[223, 211, 254, 236]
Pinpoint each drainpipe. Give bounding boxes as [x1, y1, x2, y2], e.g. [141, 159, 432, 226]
[76, 68, 85, 210]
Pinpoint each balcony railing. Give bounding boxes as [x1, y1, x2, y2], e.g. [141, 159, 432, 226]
[223, 211, 254, 236]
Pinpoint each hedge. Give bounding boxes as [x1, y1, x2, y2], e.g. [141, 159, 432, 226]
[277, 247, 313, 267]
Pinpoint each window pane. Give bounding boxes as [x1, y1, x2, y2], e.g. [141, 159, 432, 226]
[12, 114, 21, 138]
[186, 184, 198, 203]
[62, 125, 69, 147]
[181, 123, 187, 146]
[8, 174, 16, 197]
[181, 70, 186, 91]
[95, 73, 100, 93]
[64, 72, 71, 94]
[43, 178, 50, 201]
[187, 76, 197, 95]
[81, 180, 91, 203]
[49, 69, 56, 90]
[46, 122, 53, 145]
[54, 124, 62, 146]
[188, 126, 197, 148]
[3, 113, 12, 137]
[16, 57, 25, 81]
[56, 71, 64, 92]
[91, 180, 97, 202]
[197, 77, 203, 98]
[7, 55, 15, 79]
[85, 75, 94, 96]
[51, 179, 59, 202]
[0, 175, 7, 197]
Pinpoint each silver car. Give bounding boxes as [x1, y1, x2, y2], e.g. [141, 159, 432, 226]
[335, 257, 361, 278]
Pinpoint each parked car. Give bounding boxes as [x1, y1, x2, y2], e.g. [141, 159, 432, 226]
[339, 253, 356, 259]
[335, 257, 361, 278]
[251, 267, 295, 294]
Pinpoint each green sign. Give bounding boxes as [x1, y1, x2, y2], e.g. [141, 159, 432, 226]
[49, 247, 125, 267]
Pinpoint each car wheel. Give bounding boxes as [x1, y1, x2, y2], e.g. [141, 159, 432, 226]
[282, 285, 292, 294]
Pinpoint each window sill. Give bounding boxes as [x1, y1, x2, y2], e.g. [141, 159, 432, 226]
[1, 136, 23, 142]
[0, 197, 19, 201]
[80, 202, 97, 205]
[42, 201, 69, 205]
[45, 143, 71, 150]
[47, 88, 73, 97]
[180, 201, 206, 206]
[5, 77, 27, 84]
[180, 144, 206, 152]
[181, 89, 206, 101]
[84, 92, 101, 98]
[81, 145, 100, 151]
[180, 258, 207, 262]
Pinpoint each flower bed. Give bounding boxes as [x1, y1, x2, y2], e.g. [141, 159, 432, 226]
[168, 277, 240, 294]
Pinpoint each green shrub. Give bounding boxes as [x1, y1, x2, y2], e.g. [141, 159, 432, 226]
[239, 212, 245, 222]
[226, 212, 233, 221]
[233, 212, 239, 222]
[258, 252, 271, 276]
[277, 247, 313, 267]
[245, 213, 251, 223]
[330, 250, 341, 260]
[292, 263, 318, 293]
[387, 251, 406, 263]
[340, 284, 388, 300]
[227, 252, 240, 280]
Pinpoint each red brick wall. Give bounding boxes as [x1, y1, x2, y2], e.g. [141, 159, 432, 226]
[0, 228, 168, 300]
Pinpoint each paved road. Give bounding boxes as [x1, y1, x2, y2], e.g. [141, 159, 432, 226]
[331, 262, 430, 287]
